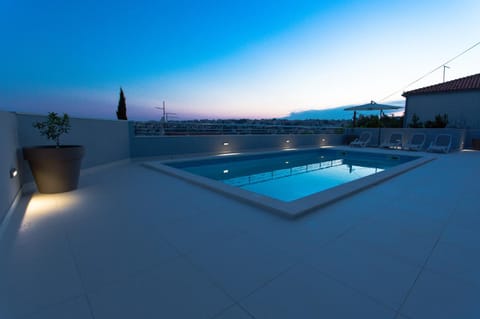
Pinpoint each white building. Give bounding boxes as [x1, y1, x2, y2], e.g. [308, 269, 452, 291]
[403, 73, 480, 128]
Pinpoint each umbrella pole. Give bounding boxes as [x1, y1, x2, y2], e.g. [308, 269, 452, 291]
[378, 110, 382, 146]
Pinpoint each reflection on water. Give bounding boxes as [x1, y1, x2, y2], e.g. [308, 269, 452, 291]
[222, 159, 384, 202]
[168, 149, 416, 202]
[240, 164, 383, 202]
[223, 159, 345, 187]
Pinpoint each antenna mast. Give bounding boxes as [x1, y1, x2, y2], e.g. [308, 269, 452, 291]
[442, 65, 450, 82]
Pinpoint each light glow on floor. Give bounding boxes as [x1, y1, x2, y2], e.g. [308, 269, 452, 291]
[23, 193, 80, 222]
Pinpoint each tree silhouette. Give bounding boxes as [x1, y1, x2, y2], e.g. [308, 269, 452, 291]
[116, 88, 127, 120]
[409, 113, 423, 128]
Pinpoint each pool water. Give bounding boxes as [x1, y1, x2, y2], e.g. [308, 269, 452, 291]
[166, 149, 418, 202]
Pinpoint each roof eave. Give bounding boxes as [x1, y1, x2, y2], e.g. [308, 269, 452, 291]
[403, 88, 480, 97]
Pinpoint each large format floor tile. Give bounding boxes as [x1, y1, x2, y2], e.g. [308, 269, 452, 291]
[157, 209, 248, 255]
[213, 305, 254, 319]
[440, 221, 480, 251]
[250, 206, 368, 260]
[305, 237, 421, 310]
[424, 241, 480, 286]
[20, 296, 93, 319]
[187, 234, 297, 300]
[400, 269, 480, 319]
[0, 193, 84, 318]
[241, 263, 396, 319]
[88, 257, 233, 319]
[1, 245, 84, 318]
[66, 214, 179, 292]
[341, 217, 438, 267]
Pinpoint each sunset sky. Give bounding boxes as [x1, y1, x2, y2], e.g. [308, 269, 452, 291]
[1, 0, 479, 120]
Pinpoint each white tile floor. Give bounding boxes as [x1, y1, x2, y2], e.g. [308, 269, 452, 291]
[1, 150, 479, 319]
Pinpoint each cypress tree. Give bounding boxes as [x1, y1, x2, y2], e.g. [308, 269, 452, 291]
[116, 88, 127, 120]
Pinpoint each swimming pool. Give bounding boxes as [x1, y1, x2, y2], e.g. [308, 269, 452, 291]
[145, 148, 433, 218]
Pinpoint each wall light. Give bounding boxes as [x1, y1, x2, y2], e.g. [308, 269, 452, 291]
[223, 142, 229, 146]
[321, 138, 326, 142]
[10, 168, 18, 178]
[285, 140, 290, 143]
[223, 169, 229, 174]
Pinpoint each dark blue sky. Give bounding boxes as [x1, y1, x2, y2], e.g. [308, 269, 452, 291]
[2, 0, 333, 87]
[1, 0, 479, 119]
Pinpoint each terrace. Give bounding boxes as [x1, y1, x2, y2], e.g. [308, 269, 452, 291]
[1, 112, 479, 319]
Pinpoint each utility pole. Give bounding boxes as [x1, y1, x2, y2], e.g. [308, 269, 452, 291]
[154, 100, 168, 135]
[155, 100, 167, 123]
[442, 65, 450, 82]
[161, 100, 166, 122]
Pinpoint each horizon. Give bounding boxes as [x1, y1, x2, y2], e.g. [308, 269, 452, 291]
[1, 0, 479, 120]
[10, 101, 404, 122]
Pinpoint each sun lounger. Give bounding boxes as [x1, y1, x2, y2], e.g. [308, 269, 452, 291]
[404, 133, 426, 151]
[380, 132, 403, 149]
[427, 134, 452, 153]
[350, 132, 371, 147]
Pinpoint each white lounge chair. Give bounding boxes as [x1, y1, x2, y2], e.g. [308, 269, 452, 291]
[380, 132, 403, 149]
[404, 133, 426, 151]
[427, 134, 452, 153]
[350, 132, 372, 147]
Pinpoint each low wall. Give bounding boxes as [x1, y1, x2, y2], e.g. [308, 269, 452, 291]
[17, 113, 131, 184]
[130, 128, 344, 158]
[465, 129, 480, 149]
[0, 111, 21, 224]
[346, 127, 467, 150]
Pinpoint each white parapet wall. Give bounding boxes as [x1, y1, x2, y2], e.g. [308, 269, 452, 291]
[130, 131, 345, 158]
[0, 111, 21, 225]
[16, 113, 131, 185]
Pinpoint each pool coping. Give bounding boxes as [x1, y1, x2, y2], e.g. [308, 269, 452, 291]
[143, 147, 436, 219]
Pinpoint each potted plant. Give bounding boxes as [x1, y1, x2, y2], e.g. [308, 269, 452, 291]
[23, 112, 85, 193]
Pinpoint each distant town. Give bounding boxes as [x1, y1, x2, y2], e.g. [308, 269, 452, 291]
[134, 118, 351, 136]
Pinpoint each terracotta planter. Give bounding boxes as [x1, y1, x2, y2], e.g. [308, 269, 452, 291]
[23, 145, 85, 193]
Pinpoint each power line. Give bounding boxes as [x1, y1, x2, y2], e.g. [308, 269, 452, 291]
[379, 40, 480, 102]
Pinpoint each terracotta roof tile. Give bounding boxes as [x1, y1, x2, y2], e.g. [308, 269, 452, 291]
[403, 73, 480, 96]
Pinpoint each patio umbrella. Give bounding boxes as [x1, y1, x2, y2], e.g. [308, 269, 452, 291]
[344, 101, 403, 144]
[344, 100, 403, 114]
